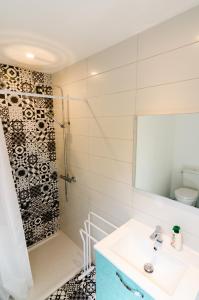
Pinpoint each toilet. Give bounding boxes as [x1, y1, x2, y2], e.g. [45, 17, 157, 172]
[174, 169, 199, 206]
[174, 187, 198, 206]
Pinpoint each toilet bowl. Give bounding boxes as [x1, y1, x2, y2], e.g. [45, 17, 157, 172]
[174, 187, 199, 206]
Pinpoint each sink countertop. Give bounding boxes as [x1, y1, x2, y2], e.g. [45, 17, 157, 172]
[95, 219, 199, 300]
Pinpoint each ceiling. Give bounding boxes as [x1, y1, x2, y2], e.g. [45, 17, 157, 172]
[0, 0, 199, 73]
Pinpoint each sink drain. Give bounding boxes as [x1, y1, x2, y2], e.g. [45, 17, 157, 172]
[144, 263, 154, 273]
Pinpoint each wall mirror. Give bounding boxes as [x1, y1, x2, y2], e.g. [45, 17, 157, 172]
[135, 113, 199, 209]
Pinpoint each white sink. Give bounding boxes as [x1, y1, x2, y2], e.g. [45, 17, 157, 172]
[95, 219, 199, 300]
[111, 224, 186, 295]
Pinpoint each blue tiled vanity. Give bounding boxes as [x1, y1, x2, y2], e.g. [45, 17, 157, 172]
[96, 251, 154, 300]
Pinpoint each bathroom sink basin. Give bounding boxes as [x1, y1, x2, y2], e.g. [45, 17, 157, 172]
[95, 219, 199, 300]
[111, 226, 186, 295]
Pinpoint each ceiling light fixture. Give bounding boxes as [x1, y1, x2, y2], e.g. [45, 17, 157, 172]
[26, 52, 35, 59]
[90, 71, 98, 76]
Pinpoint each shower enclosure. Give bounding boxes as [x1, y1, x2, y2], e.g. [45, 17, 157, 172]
[0, 64, 83, 299]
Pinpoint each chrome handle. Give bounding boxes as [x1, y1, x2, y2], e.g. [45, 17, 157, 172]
[150, 225, 162, 240]
[116, 272, 144, 298]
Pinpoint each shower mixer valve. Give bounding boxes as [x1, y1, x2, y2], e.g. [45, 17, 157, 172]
[60, 174, 77, 183]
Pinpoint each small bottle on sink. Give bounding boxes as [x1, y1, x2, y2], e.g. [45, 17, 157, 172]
[171, 225, 182, 251]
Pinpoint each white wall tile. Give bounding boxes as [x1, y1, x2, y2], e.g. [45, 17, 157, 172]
[70, 151, 89, 170]
[88, 63, 136, 97]
[52, 70, 67, 86]
[138, 43, 199, 88]
[89, 116, 134, 139]
[65, 60, 88, 83]
[90, 206, 126, 233]
[70, 135, 89, 154]
[67, 183, 89, 211]
[70, 118, 89, 136]
[70, 101, 92, 118]
[67, 79, 87, 99]
[87, 171, 133, 206]
[87, 90, 135, 117]
[66, 222, 83, 247]
[61, 216, 87, 247]
[62, 183, 90, 246]
[136, 79, 199, 115]
[139, 6, 199, 59]
[89, 155, 133, 184]
[65, 80, 92, 118]
[53, 60, 87, 86]
[130, 206, 170, 234]
[89, 137, 133, 162]
[89, 189, 132, 225]
[88, 35, 138, 75]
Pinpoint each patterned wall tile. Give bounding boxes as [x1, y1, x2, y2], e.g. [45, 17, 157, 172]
[0, 63, 59, 247]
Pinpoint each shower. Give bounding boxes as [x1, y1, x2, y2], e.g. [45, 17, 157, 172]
[0, 64, 83, 300]
[46, 108, 76, 187]
[52, 85, 77, 200]
[1, 81, 77, 201]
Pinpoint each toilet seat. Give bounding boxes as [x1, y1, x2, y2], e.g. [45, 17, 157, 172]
[175, 187, 199, 206]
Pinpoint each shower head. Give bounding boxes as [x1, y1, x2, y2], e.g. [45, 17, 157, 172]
[46, 111, 65, 128]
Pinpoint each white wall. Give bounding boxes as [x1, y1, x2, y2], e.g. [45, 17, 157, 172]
[53, 5, 199, 252]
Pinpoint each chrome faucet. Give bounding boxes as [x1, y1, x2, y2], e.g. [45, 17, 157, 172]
[150, 225, 163, 250]
[144, 225, 163, 273]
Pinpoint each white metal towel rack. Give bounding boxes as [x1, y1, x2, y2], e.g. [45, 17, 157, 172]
[79, 211, 117, 280]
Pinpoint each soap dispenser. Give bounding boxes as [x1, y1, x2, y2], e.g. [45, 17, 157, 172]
[171, 225, 182, 251]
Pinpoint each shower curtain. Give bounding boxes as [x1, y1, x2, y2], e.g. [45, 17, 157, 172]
[0, 120, 33, 300]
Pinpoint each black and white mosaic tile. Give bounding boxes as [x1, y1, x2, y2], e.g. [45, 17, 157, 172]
[0, 64, 59, 247]
[47, 268, 96, 300]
